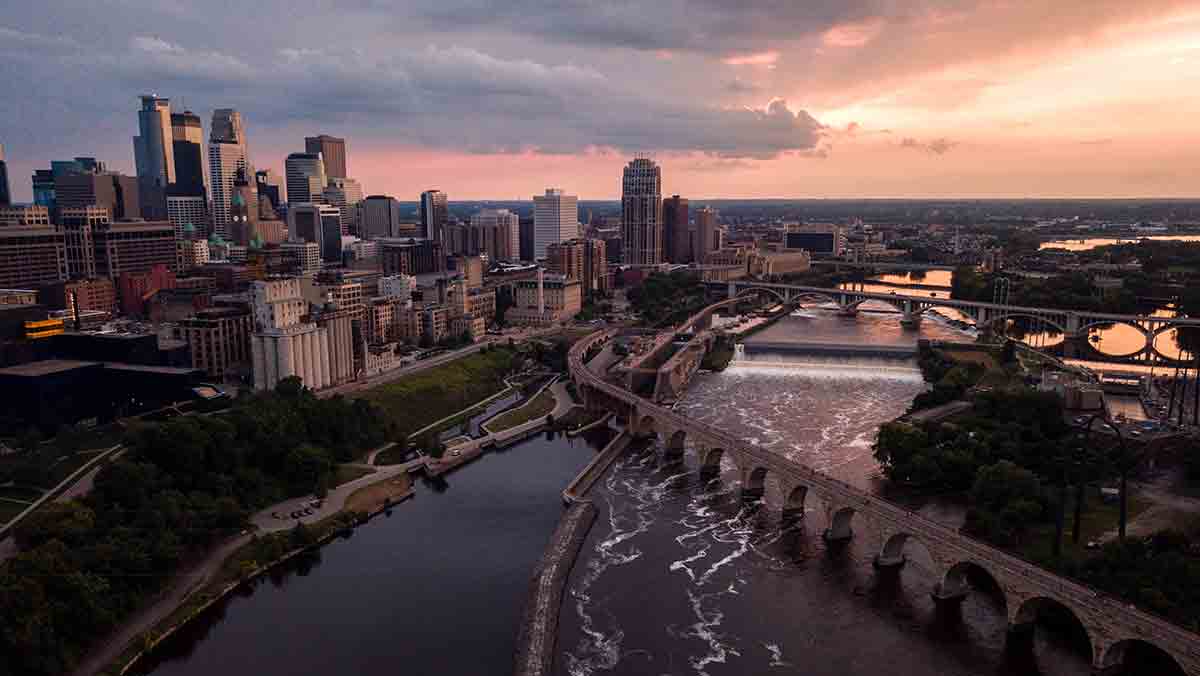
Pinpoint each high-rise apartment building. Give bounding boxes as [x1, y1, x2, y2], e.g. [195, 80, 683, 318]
[170, 110, 207, 198]
[463, 208, 518, 261]
[694, 206, 722, 262]
[662, 195, 691, 263]
[420, 189, 448, 243]
[621, 158, 662, 265]
[360, 195, 404, 239]
[324, 177, 362, 235]
[285, 152, 327, 205]
[0, 204, 50, 227]
[57, 207, 175, 279]
[304, 135, 347, 179]
[533, 188, 578, 260]
[546, 238, 608, 299]
[0, 144, 9, 206]
[133, 95, 175, 220]
[209, 109, 251, 240]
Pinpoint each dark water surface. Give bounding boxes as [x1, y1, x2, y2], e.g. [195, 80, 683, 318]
[132, 430, 606, 676]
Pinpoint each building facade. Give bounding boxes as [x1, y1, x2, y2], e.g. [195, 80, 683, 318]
[285, 152, 327, 205]
[507, 269, 582, 325]
[621, 158, 662, 265]
[419, 189, 448, 243]
[178, 304, 252, 381]
[360, 195, 404, 239]
[694, 206, 722, 262]
[663, 195, 691, 263]
[208, 109, 251, 240]
[533, 188, 578, 260]
[304, 135, 347, 179]
[133, 95, 175, 220]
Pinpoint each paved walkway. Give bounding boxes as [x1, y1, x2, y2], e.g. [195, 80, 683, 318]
[250, 453, 425, 534]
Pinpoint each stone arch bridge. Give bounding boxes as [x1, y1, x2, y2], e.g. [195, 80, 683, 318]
[570, 329, 1200, 675]
[715, 280, 1200, 360]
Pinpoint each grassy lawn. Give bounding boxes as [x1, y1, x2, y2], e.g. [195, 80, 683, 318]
[484, 388, 556, 433]
[0, 485, 45, 502]
[1013, 491, 1149, 565]
[332, 464, 376, 487]
[357, 347, 517, 437]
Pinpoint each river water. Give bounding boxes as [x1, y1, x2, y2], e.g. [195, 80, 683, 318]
[131, 430, 609, 676]
[557, 310, 1101, 676]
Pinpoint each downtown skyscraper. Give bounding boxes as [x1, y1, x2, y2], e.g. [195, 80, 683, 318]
[533, 188, 578, 261]
[621, 157, 662, 265]
[304, 135, 347, 179]
[208, 109, 252, 239]
[420, 189, 448, 243]
[285, 152, 327, 204]
[0, 144, 9, 206]
[133, 95, 175, 220]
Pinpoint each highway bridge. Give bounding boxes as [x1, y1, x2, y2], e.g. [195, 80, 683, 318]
[713, 280, 1200, 360]
[569, 329, 1200, 675]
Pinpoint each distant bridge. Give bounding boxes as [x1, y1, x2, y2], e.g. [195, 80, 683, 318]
[570, 329, 1200, 675]
[811, 260, 956, 272]
[713, 280, 1200, 361]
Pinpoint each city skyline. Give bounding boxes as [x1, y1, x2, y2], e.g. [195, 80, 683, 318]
[3, 2, 1200, 201]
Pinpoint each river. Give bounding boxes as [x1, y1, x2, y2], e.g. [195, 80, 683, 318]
[130, 430, 610, 676]
[1039, 235, 1200, 251]
[557, 310, 1102, 676]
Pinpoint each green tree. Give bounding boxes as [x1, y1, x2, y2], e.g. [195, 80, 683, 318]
[965, 460, 1047, 546]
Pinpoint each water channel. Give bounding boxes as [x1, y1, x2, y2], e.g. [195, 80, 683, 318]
[131, 430, 611, 676]
[557, 310, 1107, 676]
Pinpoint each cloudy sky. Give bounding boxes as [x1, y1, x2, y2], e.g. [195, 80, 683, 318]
[3, 1, 1200, 200]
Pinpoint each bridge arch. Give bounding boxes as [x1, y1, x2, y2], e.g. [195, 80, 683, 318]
[827, 506, 856, 540]
[666, 429, 687, 454]
[700, 447, 726, 473]
[784, 484, 808, 512]
[1097, 638, 1187, 676]
[735, 286, 789, 305]
[637, 414, 658, 439]
[744, 465, 770, 500]
[940, 560, 1007, 607]
[792, 292, 842, 308]
[1079, 319, 1151, 340]
[979, 313, 1068, 338]
[877, 532, 939, 570]
[1011, 596, 1095, 666]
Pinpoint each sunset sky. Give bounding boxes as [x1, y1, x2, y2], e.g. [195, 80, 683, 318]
[3, 1, 1200, 201]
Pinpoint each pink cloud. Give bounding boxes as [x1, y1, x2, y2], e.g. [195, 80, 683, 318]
[722, 50, 780, 67]
[821, 18, 885, 48]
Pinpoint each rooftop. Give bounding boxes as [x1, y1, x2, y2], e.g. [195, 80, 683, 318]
[0, 359, 101, 377]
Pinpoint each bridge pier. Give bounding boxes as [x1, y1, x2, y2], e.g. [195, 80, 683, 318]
[900, 311, 922, 329]
[930, 582, 968, 604]
[836, 305, 859, 317]
[873, 553, 906, 569]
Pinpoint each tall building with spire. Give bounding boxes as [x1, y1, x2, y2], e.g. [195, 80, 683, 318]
[208, 109, 252, 239]
[621, 157, 662, 265]
[133, 95, 175, 220]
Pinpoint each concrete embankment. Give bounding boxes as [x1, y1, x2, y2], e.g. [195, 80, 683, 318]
[514, 500, 597, 676]
[562, 430, 631, 504]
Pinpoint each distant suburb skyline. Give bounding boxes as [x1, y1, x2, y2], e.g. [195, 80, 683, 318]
[3, 1, 1200, 202]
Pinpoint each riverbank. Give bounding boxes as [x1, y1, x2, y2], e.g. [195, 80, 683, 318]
[514, 500, 598, 676]
[110, 471, 421, 676]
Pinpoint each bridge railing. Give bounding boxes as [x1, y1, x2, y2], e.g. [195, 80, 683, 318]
[569, 330, 1200, 652]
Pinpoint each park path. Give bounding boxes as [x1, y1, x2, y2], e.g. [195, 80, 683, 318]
[70, 444, 423, 676]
